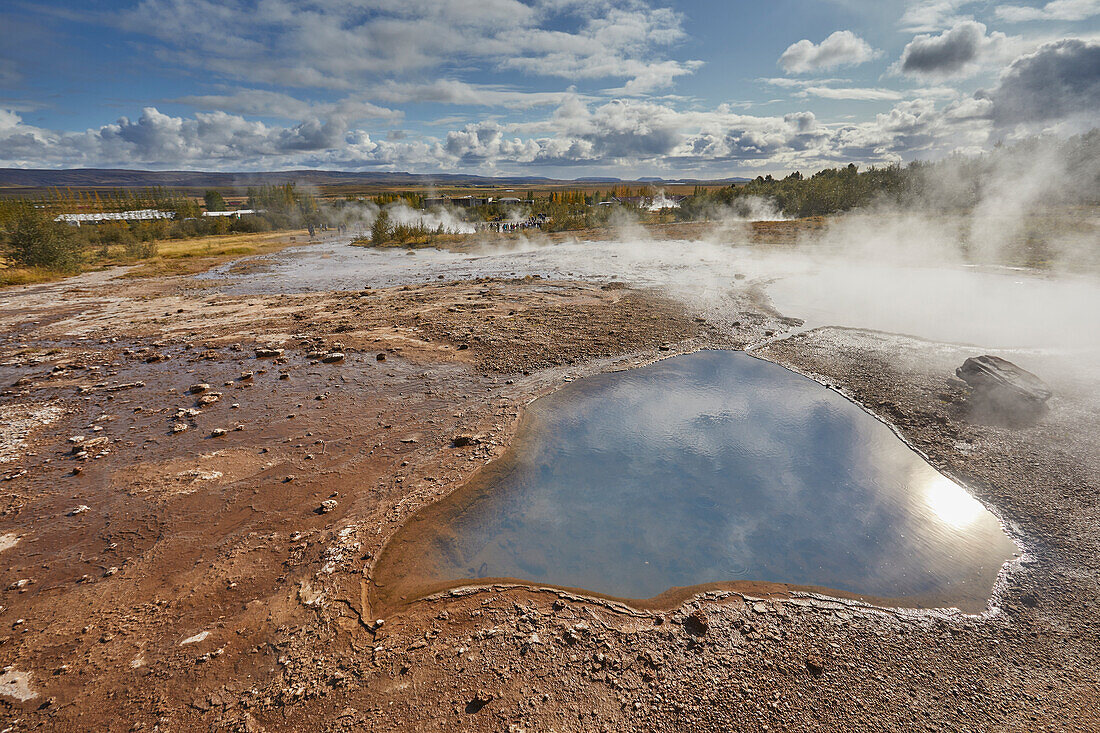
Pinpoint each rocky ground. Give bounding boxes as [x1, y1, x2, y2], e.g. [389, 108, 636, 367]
[0, 251, 1097, 731]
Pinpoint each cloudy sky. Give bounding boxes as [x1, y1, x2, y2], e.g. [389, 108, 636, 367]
[1, 0, 1098, 176]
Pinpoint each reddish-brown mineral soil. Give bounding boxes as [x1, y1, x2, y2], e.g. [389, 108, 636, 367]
[0, 254, 1097, 732]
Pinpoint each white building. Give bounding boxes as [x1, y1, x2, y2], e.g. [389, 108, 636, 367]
[201, 209, 262, 218]
[55, 209, 176, 225]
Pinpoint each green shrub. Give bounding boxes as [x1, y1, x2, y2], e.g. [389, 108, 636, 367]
[3, 205, 82, 271]
[370, 210, 391, 245]
[228, 216, 273, 234]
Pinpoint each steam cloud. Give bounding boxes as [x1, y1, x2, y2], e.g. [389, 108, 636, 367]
[218, 141, 1099, 391]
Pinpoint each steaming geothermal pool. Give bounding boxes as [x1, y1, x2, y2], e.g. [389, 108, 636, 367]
[202, 237, 1100, 353]
[373, 351, 1018, 612]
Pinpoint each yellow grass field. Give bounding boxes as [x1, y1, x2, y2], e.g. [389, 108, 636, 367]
[1, 229, 312, 287]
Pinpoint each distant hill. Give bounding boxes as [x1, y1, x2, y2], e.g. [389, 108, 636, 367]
[637, 176, 753, 184]
[0, 168, 557, 189]
[0, 168, 752, 190]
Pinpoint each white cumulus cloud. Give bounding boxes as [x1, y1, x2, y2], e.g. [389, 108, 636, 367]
[895, 21, 1008, 77]
[778, 31, 879, 74]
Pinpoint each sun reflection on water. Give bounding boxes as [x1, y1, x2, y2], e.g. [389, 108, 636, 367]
[924, 475, 985, 529]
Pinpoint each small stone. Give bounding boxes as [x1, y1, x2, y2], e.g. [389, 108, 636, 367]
[321, 352, 345, 363]
[255, 348, 284, 358]
[172, 423, 188, 433]
[68, 505, 90, 516]
[318, 499, 338, 514]
[467, 689, 494, 713]
[197, 393, 221, 406]
[211, 428, 228, 437]
[376, 353, 386, 361]
[189, 384, 210, 394]
[240, 371, 254, 380]
[104, 567, 119, 577]
[452, 434, 481, 447]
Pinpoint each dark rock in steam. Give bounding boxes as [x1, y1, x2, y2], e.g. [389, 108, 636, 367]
[956, 355, 1051, 425]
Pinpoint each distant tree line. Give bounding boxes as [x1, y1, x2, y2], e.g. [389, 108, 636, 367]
[679, 129, 1100, 220]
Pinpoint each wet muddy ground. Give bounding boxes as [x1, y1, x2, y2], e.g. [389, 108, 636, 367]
[0, 243, 1098, 731]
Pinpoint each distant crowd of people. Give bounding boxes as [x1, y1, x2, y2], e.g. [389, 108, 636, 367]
[308, 222, 349, 237]
[473, 214, 550, 232]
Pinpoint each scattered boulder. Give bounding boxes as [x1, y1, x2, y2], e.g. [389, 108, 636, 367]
[255, 348, 284, 358]
[318, 499, 338, 514]
[211, 428, 227, 438]
[451, 434, 481, 448]
[189, 384, 210, 394]
[376, 353, 386, 362]
[196, 393, 221, 406]
[955, 355, 1051, 424]
[67, 505, 90, 517]
[321, 352, 345, 364]
[71, 436, 107, 455]
[806, 654, 825, 677]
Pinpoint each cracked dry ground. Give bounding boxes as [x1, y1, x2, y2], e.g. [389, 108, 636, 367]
[0, 270, 1097, 732]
